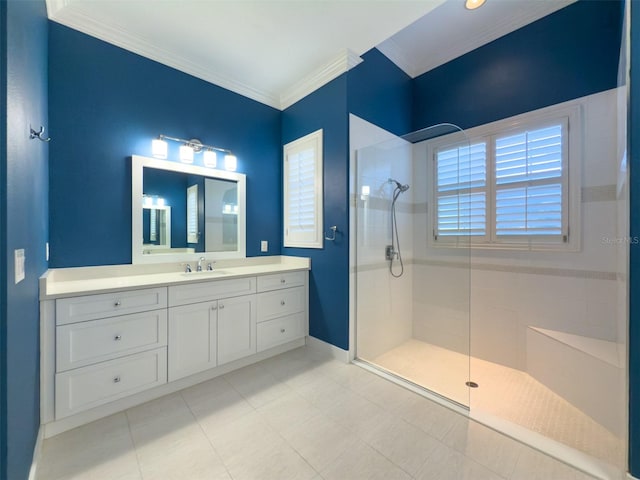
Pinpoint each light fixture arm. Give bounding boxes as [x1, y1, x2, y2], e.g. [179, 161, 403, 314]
[158, 134, 232, 155]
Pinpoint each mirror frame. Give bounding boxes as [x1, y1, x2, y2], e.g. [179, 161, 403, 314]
[132, 155, 247, 264]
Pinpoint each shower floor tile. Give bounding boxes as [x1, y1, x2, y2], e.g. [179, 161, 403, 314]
[370, 339, 625, 470]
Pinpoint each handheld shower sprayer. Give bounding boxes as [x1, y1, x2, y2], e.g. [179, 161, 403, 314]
[386, 178, 410, 277]
[388, 178, 410, 192]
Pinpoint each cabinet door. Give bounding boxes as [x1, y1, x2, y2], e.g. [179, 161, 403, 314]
[217, 295, 257, 365]
[168, 302, 217, 381]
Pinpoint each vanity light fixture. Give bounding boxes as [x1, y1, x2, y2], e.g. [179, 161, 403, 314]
[224, 154, 237, 172]
[179, 144, 194, 163]
[203, 149, 217, 168]
[465, 0, 486, 9]
[152, 138, 168, 159]
[151, 135, 236, 170]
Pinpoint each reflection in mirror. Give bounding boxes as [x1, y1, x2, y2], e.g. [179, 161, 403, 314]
[142, 203, 172, 253]
[132, 155, 246, 264]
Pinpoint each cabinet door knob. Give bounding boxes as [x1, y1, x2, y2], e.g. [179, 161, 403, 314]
[280, 300, 286, 306]
[113, 376, 121, 383]
[280, 279, 286, 284]
[114, 301, 121, 307]
[219, 304, 224, 310]
[211, 305, 217, 310]
[280, 328, 286, 333]
[114, 335, 122, 341]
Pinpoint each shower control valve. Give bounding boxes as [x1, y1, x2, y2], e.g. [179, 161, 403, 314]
[385, 245, 397, 261]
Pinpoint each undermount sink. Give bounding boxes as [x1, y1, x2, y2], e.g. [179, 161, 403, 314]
[180, 270, 230, 277]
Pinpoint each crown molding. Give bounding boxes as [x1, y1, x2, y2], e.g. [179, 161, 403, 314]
[46, 5, 282, 109]
[279, 49, 363, 110]
[376, 38, 421, 78]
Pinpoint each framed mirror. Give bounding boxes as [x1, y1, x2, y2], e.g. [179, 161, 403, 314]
[132, 155, 246, 264]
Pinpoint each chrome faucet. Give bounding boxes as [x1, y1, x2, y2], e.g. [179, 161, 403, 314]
[197, 256, 205, 272]
[207, 261, 216, 271]
[184, 263, 192, 273]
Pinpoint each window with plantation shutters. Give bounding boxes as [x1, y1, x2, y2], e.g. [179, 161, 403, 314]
[430, 105, 579, 250]
[494, 123, 566, 238]
[187, 184, 198, 244]
[284, 129, 323, 248]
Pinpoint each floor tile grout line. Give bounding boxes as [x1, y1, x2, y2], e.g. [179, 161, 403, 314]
[179, 389, 237, 480]
[124, 410, 149, 480]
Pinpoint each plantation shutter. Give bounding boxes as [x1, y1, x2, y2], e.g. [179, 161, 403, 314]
[187, 184, 199, 243]
[435, 142, 487, 238]
[494, 123, 566, 238]
[284, 129, 323, 248]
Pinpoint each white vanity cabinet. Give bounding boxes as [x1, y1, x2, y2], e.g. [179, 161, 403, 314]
[257, 271, 307, 352]
[217, 294, 257, 365]
[53, 287, 168, 419]
[40, 258, 309, 438]
[168, 301, 218, 381]
[167, 277, 257, 380]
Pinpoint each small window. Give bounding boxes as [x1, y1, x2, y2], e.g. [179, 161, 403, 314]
[186, 184, 199, 244]
[283, 129, 323, 248]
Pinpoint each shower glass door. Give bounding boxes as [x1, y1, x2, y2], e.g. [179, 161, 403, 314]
[354, 125, 472, 408]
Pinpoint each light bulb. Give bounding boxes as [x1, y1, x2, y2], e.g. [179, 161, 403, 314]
[465, 0, 485, 9]
[224, 154, 237, 171]
[180, 144, 194, 163]
[203, 150, 217, 168]
[152, 138, 168, 159]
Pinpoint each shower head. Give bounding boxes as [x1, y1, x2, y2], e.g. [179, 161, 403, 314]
[388, 178, 410, 192]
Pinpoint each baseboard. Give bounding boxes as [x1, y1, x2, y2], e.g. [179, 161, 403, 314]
[28, 426, 43, 480]
[306, 335, 350, 363]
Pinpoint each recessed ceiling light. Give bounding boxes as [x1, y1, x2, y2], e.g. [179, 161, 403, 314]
[465, 0, 486, 10]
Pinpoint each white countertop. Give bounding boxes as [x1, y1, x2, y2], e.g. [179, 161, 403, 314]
[40, 255, 311, 299]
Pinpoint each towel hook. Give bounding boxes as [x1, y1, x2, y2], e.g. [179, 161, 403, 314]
[324, 225, 338, 241]
[29, 125, 51, 142]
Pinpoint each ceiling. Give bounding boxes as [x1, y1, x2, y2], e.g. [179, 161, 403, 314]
[46, 0, 576, 110]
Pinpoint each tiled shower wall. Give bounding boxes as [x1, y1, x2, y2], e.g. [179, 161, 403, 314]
[412, 88, 625, 371]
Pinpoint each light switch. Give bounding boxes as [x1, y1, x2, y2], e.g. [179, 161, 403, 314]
[261, 240, 268, 252]
[15, 249, 25, 284]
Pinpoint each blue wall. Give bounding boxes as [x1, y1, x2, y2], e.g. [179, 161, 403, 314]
[348, 48, 413, 136]
[412, 0, 623, 132]
[282, 77, 350, 350]
[1, 1, 49, 479]
[48, 23, 282, 267]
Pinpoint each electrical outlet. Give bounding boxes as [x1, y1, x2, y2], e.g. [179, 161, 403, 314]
[261, 240, 268, 252]
[15, 249, 25, 284]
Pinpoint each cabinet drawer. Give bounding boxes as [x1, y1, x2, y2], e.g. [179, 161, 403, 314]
[57, 310, 168, 372]
[168, 277, 256, 307]
[257, 286, 305, 322]
[55, 348, 167, 419]
[257, 313, 305, 352]
[257, 271, 306, 292]
[56, 287, 168, 326]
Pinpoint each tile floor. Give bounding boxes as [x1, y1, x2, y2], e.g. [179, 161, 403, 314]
[37, 346, 600, 480]
[372, 339, 624, 468]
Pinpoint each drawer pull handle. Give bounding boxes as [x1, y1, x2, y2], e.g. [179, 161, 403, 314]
[114, 301, 122, 307]
[280, 328, 286, 333]
[280, 300, 286, 306]
[113, 376, 121, 383]
[280, 279, 286, 284]
[114, 335, 122, 341]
